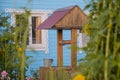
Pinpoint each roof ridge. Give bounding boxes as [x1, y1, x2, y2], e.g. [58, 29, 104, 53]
[55, 5, 78, 12]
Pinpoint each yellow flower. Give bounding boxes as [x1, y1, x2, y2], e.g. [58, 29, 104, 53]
[85, 23, 91, 30]
[18, 47, 22, 52]
[84, 30, 90, 35]
[107, 23, 112, 29]
[72, 74, 85, 80]
[83, 23, 91, 35]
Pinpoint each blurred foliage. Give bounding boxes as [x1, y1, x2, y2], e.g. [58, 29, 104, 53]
[0, 9, 31, 80]
[30, 69, 39, 80]
[14, 9, 31, 80]
[78, 0, 120, 80]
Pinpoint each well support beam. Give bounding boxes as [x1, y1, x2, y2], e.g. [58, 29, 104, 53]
[71, 29, 77, 67]
[59, 40, 71, 45]
[57, 30, 63, 66]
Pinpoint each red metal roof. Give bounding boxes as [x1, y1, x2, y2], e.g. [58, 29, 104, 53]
[37, 5, 76, 30]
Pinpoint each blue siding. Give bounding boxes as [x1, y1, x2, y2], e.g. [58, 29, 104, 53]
[0, 0, 86, 11]
[26, 30, 58, 76]
[0, 0, 86, 76]
[63, 30, 71, 66]
[26, 30, 85, 76]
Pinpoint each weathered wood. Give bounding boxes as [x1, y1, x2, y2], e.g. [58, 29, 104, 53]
[40, 66, 72, 80]
[55, 6, 88, 29]
[36, 17, 41, 43]
[40, 67, 50, 80]
[57, 29, 77, 67]
[57, 30, 63, 66]
[71, 29, 77, 67]
[59, 40, 71, 45]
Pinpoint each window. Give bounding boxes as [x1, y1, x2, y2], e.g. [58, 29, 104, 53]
[31, 16, 41, 44]
[28, 14, 49, 53]
[6, 8, 53, 53]
[77, 32, 90, 48]
[77, 30, 89, 54]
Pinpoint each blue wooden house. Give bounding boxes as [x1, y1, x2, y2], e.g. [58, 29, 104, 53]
[0, 0, 88, 77]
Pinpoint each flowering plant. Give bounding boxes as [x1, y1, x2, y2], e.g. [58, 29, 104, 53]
[0, 70, 10, 80]
[72, 74, 85, 80]
[26, 77, 31, 80]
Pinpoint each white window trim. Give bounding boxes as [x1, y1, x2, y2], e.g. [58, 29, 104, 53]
[5, 8, 53, 54]
[77, 32, 89, 48]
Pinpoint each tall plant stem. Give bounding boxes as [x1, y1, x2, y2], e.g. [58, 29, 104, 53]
[4, 50, 6, 70]
[104, 1, 113, 79]
[20, 21, 29, 80]
[20, 51, 25, 80]
[113, 26, 118, 58]
[4, 44, 7, 70]
[104, 28, 111, 80]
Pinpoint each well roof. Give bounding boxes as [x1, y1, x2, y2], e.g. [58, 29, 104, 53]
[37, 5, 88, 30]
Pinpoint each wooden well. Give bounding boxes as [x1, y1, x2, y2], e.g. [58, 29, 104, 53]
[37, 5, 88, 80]
[37, 5, 87, 67]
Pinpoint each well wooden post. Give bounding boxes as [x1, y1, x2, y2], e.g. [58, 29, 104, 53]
[71, 29, 77, 67]
[57, 30, 63, 66]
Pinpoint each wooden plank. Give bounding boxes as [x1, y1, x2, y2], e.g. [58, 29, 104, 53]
[55, 6, 88, 29]
[59, 40, 71, 45]
[40, 66, 72, 80]
[57, 30, 63, 66]
[40, 67, 50, 80]
[36, 17, 41, 44]
[71, 29, 77, 67]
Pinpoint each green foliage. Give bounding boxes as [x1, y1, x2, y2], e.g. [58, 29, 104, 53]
[0, 9, 31, 79]
[0, 13, 20, 79]
[13, 9, 31, 80]
[30, 69, 39, 80]
[78, 0, 120, 80]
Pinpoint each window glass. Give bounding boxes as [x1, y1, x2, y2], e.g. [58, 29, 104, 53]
[31, 16, 41, 44]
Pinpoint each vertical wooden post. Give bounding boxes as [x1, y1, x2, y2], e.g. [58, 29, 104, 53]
[71, 29, 77, 67]
[57, 30, 63, 66]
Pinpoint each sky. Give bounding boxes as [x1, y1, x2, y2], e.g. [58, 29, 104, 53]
[0, 0, 89, 12]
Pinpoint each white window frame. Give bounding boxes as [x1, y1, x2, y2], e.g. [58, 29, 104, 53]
[5, 8, 53, 54]
[77, 32, 90, 48]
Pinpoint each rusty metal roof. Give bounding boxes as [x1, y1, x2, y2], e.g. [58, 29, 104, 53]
[37, 5, 76, 30]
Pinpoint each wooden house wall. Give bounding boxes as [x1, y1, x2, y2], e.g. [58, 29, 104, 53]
[0, 0, 86, 76]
